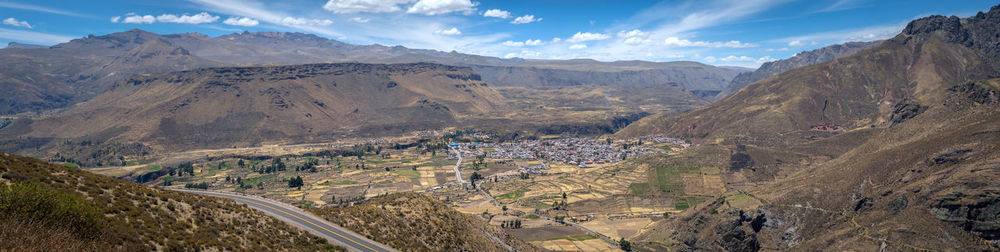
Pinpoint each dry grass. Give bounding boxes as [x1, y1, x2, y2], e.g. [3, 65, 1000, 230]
[311, 192, 538, 252]
[0, 152, 341, 251]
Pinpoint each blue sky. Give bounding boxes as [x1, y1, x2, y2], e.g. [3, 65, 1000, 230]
[0, 0, 996, 67]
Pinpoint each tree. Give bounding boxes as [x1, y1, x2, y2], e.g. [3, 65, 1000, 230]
[470, 172, 484, 188]
[619, 238, 632, 251]
[238, 159, 245, 168]
[288, 176, 304, 189]
[562, 192, 567, 199]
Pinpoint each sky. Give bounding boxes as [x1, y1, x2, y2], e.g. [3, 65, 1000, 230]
[0, 0, 996, 68]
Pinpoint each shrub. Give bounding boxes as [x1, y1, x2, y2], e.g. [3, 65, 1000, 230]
[0, 181, 105, 238]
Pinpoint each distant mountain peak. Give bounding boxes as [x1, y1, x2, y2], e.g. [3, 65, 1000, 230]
[5, 42, 46, 49]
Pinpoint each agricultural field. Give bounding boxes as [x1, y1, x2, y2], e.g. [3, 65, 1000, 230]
[112, 132, 709, 251]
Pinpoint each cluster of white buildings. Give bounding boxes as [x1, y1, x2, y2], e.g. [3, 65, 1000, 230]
[450, 138, 666, 166]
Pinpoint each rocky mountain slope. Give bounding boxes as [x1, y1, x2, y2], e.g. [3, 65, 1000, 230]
[0, 31, 219, 115]
[0, 29, 744, 115]
[713, 41, 880, 100]
[0, 152, 340, 251]
[621, 4, 1000, 251]
[2, 63, 503, 152]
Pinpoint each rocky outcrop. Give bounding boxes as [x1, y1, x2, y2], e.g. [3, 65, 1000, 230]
[930, 189, 1000, 240]
[889, 99, 928, 126]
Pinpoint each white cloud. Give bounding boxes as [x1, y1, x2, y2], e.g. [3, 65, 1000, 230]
[0, 2, 91, 18]
[501, 40, 523, 46]
[223, 16, 259, 26]
[617, 29, 652, 45]
[551, 37, 561, 43]
[511, 14, 540, 24]
[702, 56, 717, 62]
[623, 37, 651, 45]
[765, 47, 789, 52]
[0, 27, 74, 45]
[617, 29, 648, 38]
[433, 27, 461, 35]
[501, 39, 542, 47]
[566, 32, 609, 43]
[714, 55, 777, 64]
[3, 18, 32, 28]
[663, 37, 754, 48]
[483, 9, 510, 19]
[720, 55, 753, 62]
[156, 12, 219, 24]
[323, 0, 413, 14]
[191, 0, 510, 57]
[757, 56, 777, 63]
[569, 44, 587, 49]
[813, 0, 864, 13]
[775, 22, 903, 47]
[349, 17, 371, 23]
[122, 14, 156, 24]
[646, 0, 788, 37]
[280, 17, 333, 26]
[407, 0, 477, 15]
[110, 16, 121, 23]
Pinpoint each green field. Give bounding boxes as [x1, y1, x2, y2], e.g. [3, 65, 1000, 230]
[674, 196, 710, 210]
[243, 174, 277, 185]
[144, 164, 161, 172]
[547, 234, 597, 241]
[319, 180, 359, 186]
[393, 169, 420, 179]
[629, 183, 650, 195]
[496, 188, 530, 200]
[651, 165, 699, 196]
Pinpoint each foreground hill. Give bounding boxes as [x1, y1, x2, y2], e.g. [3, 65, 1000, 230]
[0, 152, 338, 251]
[3, 63, 503, 152]
[620, 4, 1000, 251]
[311, 192, 538, 252]
[0, 29, 744, 115]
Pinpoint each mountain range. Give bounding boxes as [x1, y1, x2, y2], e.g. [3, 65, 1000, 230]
[0, 29, 745, 116]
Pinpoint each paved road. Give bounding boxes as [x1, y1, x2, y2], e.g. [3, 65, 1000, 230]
[450, 147, 464, 184]
[171, 188, 395, 252]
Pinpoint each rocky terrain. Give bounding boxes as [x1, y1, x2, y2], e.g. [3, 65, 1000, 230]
[621, 5, 1000, 251]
